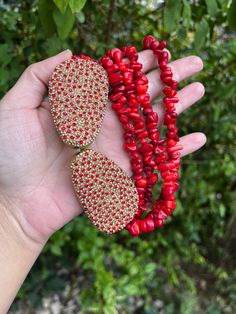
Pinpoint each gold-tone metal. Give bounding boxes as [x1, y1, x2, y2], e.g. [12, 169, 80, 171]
[70, 149, 139, 234]
[48, 58, 109, 148]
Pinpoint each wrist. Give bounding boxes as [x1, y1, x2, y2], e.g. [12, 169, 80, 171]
[0, 189, 46, 253]
[0, 193, 45, 314]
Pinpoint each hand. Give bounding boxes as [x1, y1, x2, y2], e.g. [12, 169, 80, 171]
[0, 49, 206, 246]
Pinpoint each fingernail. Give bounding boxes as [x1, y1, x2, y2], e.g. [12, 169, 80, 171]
[191, 56, 204, 70]
[58, 49, 72, 57]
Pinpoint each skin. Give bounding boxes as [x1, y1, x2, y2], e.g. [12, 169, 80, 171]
[0, 49, 206, 313]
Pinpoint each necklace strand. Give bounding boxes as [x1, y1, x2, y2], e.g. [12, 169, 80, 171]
[100, 35, 182, 235]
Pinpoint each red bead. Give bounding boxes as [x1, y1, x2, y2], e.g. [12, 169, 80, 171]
[139, 143, 153, 153]
[111, 102, 123, 110]
[125, 46, 138, 59]
[145, 216, 155, 232]
[119, 114, 129, 123]
[165, 201, 176, 210]
[119, 62, 130, 72]
[154, 218, 164, 227]
[136, 178, 148, 188]
[139, 219, 148, 232]
[106, 64, 119, 75]
[163, 87, 177, 97]
[143, 35, 156, 49]
[137, 93, 150, 104]
[113, 50, 122, 64]
[124, 142, 137, 152]
[156, 210, 168, 220]
[136, 84, 148, 94]
[130, 63, 143, 71]
[108, 73, 123, 85]
[100, 56, 113, 68]
[127, 112, 141, 121]
[136, 130, 149, 139]
[123, 72, 133, 85]
[116, 107, 131, 115]
[163, 97, 179, 104]
[98, 35, 181, 236]
[128, 220, 140, 236]
[149, 131, 159, 141]
[148, 174, 158, 184]
[109, 92, 123, 102]
[159, 61, 167, 70]
[151, 41, 160, 51]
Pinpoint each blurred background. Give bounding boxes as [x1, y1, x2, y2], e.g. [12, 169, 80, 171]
[1, 0, 236, 313]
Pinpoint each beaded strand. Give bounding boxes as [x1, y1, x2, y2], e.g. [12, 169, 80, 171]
[100, 35, 182, 236]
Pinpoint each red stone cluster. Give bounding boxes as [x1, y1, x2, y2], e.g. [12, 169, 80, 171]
[100, 35, 182, 236]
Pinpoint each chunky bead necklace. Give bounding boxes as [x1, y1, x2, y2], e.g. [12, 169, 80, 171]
[100, 36, 181, 235]
[48, 35, 181, 236]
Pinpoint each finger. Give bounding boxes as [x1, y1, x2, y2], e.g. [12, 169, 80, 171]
[137, 49, 171, 73]
[153, 81, 205, 121]
[180, 132, 207, 157]
[175, 82, 205, 115]
[2, 50, 72, 110]
[148, 56, 204, 101]
[41, 96, 49, 110]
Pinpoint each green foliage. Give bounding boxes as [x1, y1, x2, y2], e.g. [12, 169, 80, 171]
[205, 0, 218, 17]
[39, 0, 87, 40]
[194, 18, 209, 49]
[163, 0, 183, 33]
[1, 0, 236, 313]
[228, 0, 236, 31]
[53, 6, 75, 39]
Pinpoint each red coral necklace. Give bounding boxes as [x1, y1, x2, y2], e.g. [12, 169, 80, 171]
[48, 35, 181, 236]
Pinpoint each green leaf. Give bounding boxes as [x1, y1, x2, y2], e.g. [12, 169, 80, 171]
[182, 0, 192, 28]
[69, 0, 87, 13]
[76, 11, 85, 23]
[228, 0, 236, 31]
[0, 68, 10, 87]
[53, 7, 75, 40]
[194, 18, 209, 49]
[0, 44, 12, 67]
[53, 0, 69, 14]
[163, 0, 183, 33]
[219, 204, 226, 217]
[205, 0, 218, 16]
[38, 0, 57, 36]
[177, 27, 187, 41]
[51, 244, 62, 256]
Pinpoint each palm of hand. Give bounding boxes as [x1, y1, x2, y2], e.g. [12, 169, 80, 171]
[0, 50, 205, 243]
[0, 94, 134, 241]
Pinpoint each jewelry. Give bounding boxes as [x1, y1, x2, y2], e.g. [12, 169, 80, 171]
[48, 55, 139, 234]
[48, 35, 181, 236]
[100, 36, 181, 235]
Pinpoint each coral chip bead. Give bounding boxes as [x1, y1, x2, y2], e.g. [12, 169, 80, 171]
[154, 219, 164, 228]
[128, 220, 141, 236]
[139, 219, 148, 232]
[143, 35, 156, 49]
[136, 178, 148, 188]
[136, 84, 148, 94]
[145, 216, 155, 232]
[99, 34, 181, 236]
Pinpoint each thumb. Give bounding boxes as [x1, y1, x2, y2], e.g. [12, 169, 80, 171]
[1, 49, 72, 109]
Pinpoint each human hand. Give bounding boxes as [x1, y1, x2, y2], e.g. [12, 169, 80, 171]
[0, 49, 206, 246]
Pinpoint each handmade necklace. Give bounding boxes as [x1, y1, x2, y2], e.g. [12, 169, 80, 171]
[48, 35, 181, 236]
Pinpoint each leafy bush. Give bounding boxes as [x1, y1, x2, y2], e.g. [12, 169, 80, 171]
[1, 0, 236, 313]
